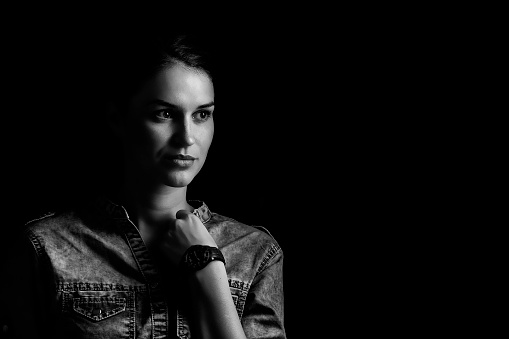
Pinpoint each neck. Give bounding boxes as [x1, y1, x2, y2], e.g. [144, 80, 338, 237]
[120, 174, 192, 231]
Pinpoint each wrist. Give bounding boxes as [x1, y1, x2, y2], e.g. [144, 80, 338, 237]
[180, 245, 226, 274]
[191, 260, 227, 281]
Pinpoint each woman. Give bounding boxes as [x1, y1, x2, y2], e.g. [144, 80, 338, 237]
[3, 30, 285, 339]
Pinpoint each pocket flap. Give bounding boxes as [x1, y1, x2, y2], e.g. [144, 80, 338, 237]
[73, 296, 126, 322]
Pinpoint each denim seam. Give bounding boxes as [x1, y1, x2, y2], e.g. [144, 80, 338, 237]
[147, 288, 156, 339]
[130, 291, 136, 339]
[56, 282, 146, 292]
[121, 219, 158, 339]
[24, 211, 56, 226]
[256, 243, 282, 275]
[253, 225, 276, 240]
[122, 223, 149, 284]
[24, 229, 46, 259]
[176, 309, 191, 339]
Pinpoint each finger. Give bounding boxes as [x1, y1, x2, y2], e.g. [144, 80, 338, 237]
[175, 209, 192, 219]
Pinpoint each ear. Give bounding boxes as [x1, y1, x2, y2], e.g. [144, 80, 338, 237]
[107, 101, 125, 138]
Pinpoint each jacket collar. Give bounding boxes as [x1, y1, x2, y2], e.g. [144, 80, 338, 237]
[92, 196, 212, 224]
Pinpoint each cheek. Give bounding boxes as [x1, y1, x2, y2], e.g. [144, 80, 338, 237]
[199, 127, 214, 152]
[127, 123, 169, 155]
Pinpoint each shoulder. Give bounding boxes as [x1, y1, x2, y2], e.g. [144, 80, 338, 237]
[24, 208, 75, 231]
[207, 212, 283, 254]
[22, 207, 89, 245]
[24, 210, 59, 227]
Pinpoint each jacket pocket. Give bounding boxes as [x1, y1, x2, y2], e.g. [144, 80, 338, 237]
[61, 290, 135, 339]
[72, 295, 126, 321]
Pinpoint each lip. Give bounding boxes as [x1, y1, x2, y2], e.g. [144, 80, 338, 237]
[165, 154, 197, 161]
[163, 154, 197, 168]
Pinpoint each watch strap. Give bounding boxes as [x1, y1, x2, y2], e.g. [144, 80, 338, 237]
[180, 245, 226, 273]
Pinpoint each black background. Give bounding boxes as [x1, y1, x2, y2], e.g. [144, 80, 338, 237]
[0, 6, 437, 337]
[0, 14, 335, 338]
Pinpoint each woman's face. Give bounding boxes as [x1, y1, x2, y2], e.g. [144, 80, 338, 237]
[118, 62, 215, 187]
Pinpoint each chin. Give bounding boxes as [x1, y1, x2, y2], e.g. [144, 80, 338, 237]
[163, 171, 196, 188]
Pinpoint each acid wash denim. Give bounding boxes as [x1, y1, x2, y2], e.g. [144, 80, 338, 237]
[5, 197, 285, 339]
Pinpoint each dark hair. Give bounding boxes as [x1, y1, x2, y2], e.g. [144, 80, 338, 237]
[102, 29, 216, 110]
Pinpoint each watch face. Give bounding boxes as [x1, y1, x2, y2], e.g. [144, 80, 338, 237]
[186, 246, 211, 269]
[182, 245, 225, 272]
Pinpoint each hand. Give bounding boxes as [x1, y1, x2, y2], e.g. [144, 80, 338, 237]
[157, 209, 218, 266]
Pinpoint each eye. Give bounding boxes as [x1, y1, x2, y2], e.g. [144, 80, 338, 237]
[193, 110, 213, 122]
[154, 109, 175, 120]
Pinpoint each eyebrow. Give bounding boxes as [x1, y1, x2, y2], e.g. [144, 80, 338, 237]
[145, 99, 215, 109]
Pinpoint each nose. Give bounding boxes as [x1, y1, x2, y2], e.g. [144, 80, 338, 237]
[172, 117, 195, 147]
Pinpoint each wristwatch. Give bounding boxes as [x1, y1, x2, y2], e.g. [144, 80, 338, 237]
[180, 245, 226, 272]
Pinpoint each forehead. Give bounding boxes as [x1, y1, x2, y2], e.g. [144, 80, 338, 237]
[131, 63, 214, 108]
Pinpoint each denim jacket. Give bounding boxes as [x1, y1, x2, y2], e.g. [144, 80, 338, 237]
[4, 197, 285, 339]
